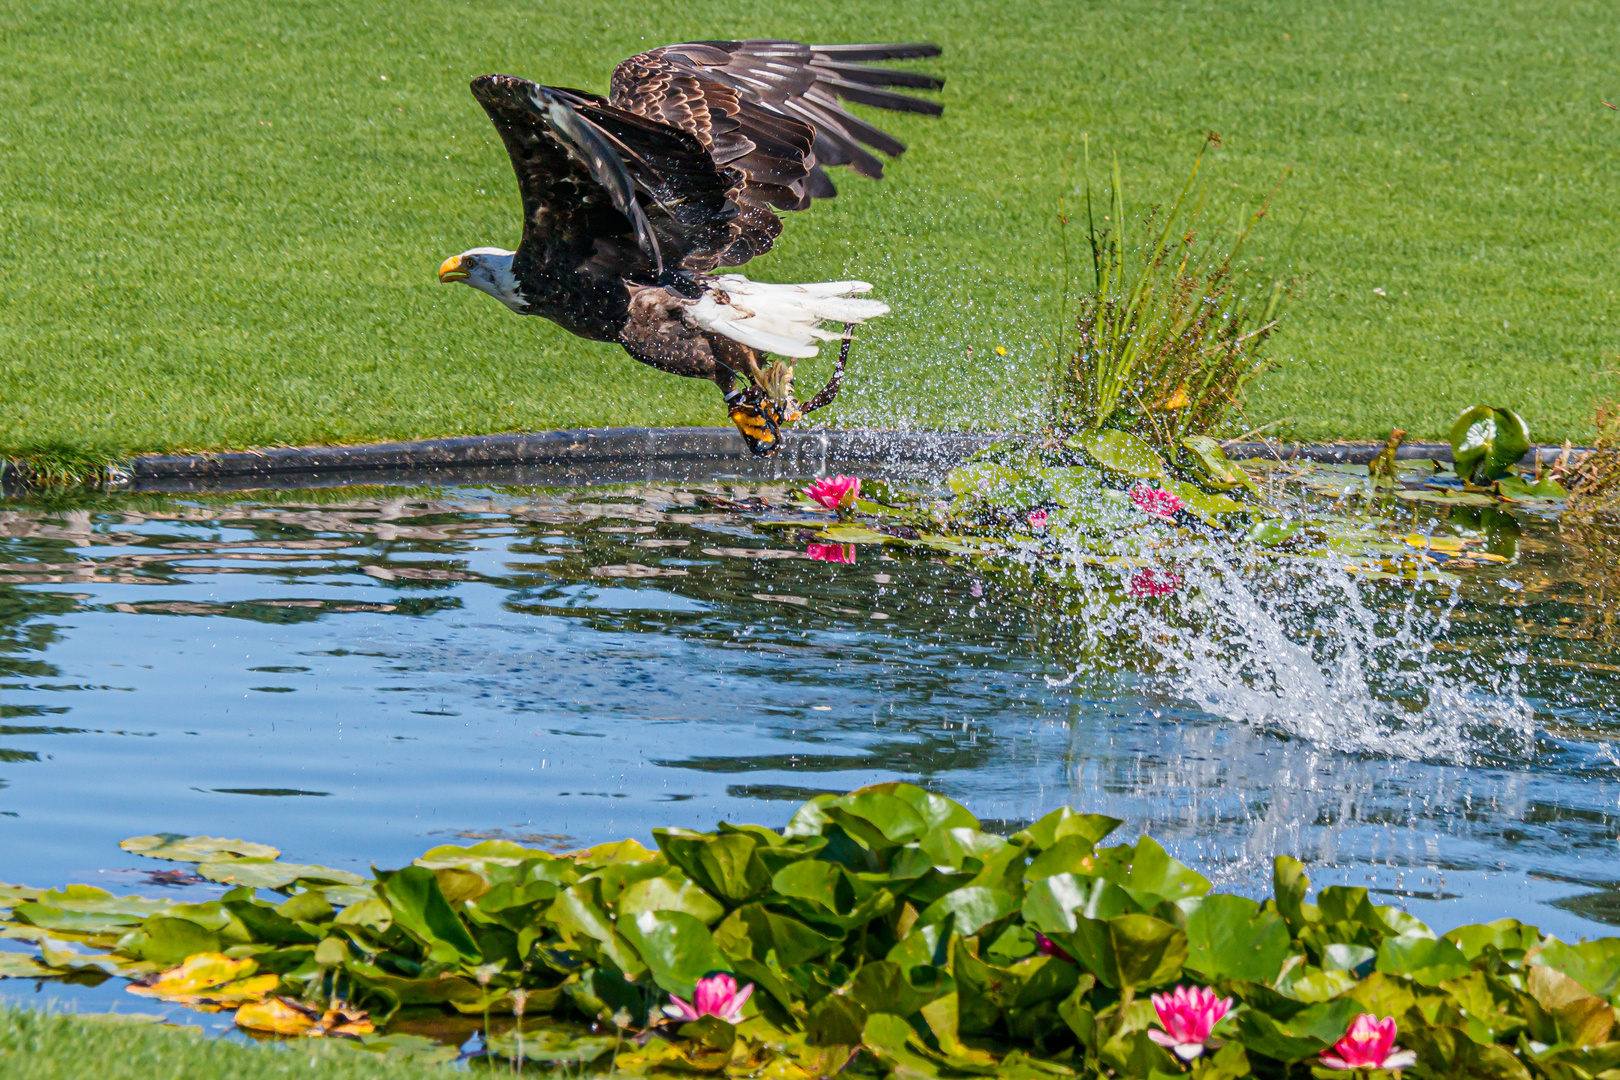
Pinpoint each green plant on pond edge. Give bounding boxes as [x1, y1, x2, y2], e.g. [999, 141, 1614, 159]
[1047, 137, 1298, 451]
[1566, 381, 1620, 514]
[3, 784, 1619, 1078]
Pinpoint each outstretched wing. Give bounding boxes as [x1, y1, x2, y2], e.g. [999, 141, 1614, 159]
[609, 40, 944, 266]
[470, 74, 740, 280]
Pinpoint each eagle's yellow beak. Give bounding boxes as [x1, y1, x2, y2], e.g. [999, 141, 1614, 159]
[438, 255, 470, 283]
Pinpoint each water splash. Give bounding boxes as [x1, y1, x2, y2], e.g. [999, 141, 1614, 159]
[1041, 533, 1536, 764]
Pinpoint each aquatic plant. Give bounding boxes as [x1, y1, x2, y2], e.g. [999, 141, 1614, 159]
[1320, 1014, 1416, 1072]
[804, 475, 862, 516]
[3, 789, 1619, 1077]
[805, 542, 857, 563]
[1048, 137, 1295, 450]
[1146, 985, 1232, 1061]
[1449, 404, 1532, 486]
[664, 972, 753, 1024]
[1567, 392, 1620, 512]
[1128, 484, 1183, 520]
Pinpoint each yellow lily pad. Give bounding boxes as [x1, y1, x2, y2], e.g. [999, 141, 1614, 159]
[235, 995, 374, 1036]
[127, 950, 255, 996]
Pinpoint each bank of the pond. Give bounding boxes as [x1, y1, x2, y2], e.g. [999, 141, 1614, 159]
[0, 426, 1592, 494]
[0, 1007, 451, 1079]
[4, 0, 1616, 463]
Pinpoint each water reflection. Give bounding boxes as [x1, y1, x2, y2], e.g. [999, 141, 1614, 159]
[0, 484, 1616, 945]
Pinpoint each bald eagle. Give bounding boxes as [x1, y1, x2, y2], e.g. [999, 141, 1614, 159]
[437, 40, 945, 455]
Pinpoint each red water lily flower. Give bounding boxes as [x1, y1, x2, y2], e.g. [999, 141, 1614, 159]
[665, 972, 754, 1025]
[1128, 568, 1183, 598]
[804, 475, 861, 512]
[1320, 1014, 1416, 1071]
[1130, 485, 1184, 520]
[1148, 985, 1233, 1061]
[1027, 509, 1049, 529]
[806, 543, 856, 564]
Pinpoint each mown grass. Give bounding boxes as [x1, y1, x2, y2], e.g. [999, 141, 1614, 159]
[2, 0, 1616, 461]
[0, 1007, 450, 1080]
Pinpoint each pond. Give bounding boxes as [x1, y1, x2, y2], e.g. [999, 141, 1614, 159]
[1, 470, 1618, 1019]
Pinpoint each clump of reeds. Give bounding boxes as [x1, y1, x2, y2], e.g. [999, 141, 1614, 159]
[1049, 136, 1297, 446]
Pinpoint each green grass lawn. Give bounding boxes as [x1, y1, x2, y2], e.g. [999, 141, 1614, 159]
[0, 1007, 453, 1079]
[2, 0, 1616, 460]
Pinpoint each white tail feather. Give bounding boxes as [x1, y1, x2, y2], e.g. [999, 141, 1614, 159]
[684, 274, 890, 359]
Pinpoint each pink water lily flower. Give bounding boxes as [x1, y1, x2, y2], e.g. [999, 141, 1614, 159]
[1027, 509, 1049, 529]
[1321, 1014, 1416, 1071]
[1147, 985, 1233, 1061]
[806, 543, 856, 564]
[804, 475, 861, 512]
[1034, 932, 1073, 963]
[1130, 485, 1184, 520]
[1128, 568, 1183, 598]
[664, 972, 754, 1025]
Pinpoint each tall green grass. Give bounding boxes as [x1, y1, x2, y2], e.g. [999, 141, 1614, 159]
[1, 0, 1616, 459]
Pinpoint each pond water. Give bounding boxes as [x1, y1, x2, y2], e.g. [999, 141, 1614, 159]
[1, 475, 1618, 1016]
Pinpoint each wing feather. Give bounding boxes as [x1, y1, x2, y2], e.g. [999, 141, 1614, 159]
[470, 75, 740, 280]
[608, 39, 944, 266]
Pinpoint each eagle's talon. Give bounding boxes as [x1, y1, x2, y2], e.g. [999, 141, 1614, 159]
[726, 391, 782, 457]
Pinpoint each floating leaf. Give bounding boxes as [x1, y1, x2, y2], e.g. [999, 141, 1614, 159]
[121, 834, 279, 863]
[0, 952, 53, 978]
[234, 995, 372, 1037]
[1071, 430, 1169, 480]
[375, 866, 482, 965]
[197, 857, 366, 890]
[235, 995, 317, 1035]
[1185, 894, 1292, 984]
[415, 840, 559, 870]
[1532, 937, 1620, 999]
[1181, 436, 1259, 492]
[333, 1032, 462, 1065]
[487, 1027, 616, 1063]
[1060, 913, 1186, 990]
[1166, 481, 1248, 525]
[617, 909, 731, 996]
[919, 886, 1018, 937]
[618, 871, 725, 926]
[127, 951, 278, 1010]
[1376, 933, 1471, 986]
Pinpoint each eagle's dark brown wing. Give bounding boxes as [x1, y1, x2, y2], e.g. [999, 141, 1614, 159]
[470, 75, 739, 281]
[609, 40, 943, 267]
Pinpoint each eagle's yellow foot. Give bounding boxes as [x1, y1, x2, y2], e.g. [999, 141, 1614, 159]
[725, 389, 782, 458]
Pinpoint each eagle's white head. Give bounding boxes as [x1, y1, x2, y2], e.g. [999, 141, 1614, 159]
[438, 247, 527, 312]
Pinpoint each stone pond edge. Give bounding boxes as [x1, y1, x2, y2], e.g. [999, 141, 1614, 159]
[1, 427, 1593, 494]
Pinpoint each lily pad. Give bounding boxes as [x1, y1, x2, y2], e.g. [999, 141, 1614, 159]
[1450, 405, 1531, 485]
[121, 834, 280, 863]
[197, 858, 366, 890]
[1181, 436, 1258, 492]
[1165, 481, 1248, 525]
[1070, 429, 1169, 480]
[0, 952, 54, 978]
[487, 1027, 617, 1063]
